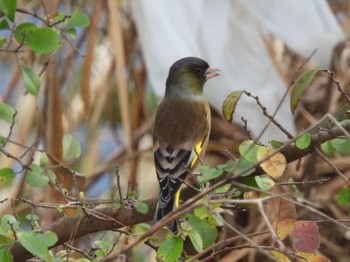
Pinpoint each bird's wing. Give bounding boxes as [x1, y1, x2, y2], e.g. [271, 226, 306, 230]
[153, 97, 211, 207]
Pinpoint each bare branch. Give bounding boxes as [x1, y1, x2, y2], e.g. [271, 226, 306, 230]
[10, 198, 157, 262]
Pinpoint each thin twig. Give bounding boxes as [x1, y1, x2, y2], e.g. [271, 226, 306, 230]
[115, 166, 123, 202]
[241, 116, 253, 139]
[0, 148, 31, 172]
[244, 91, 294, 139]
[62, 243, 93, 260]
[2, 110, 17, 147]
[315, 147, 348, 181]
[187, 230, 271, 262]
[16, 8, 47, 23]
[61, 33, 86, 57]
[327, 69, 350, 104]
[277, 177, 330, 186]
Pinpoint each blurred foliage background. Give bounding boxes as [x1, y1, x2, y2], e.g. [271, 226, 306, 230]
[1, 0, 350, 261]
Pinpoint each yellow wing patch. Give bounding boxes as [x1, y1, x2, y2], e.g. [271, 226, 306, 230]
[190, 139, 205, 169]
[174, 185, 182, 208]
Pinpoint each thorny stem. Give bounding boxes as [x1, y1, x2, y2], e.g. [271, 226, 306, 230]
[327, 69, 350, 104]
[244, 91, 294, 139]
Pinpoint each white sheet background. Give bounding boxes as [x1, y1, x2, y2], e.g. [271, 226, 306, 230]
[131, 0, 344, 142]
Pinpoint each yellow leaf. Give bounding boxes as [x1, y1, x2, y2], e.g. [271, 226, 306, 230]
[257, 147, 286, 178]
[276, 218, 296, 240]
[296, 252, 331, 262]
[271, 250, 291, 262]
[265, 186, 297, 240]
[243, 191, 261, 199]
[222, 90, 244, 122]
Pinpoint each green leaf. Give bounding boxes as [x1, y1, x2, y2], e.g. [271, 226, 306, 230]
[320, 140, 335, 156]
[239, 140, 261, 163]
[0, 136, 5, 145]
[188, 229, 203, 252]
[288, 178, 303, 198]
[0, 19, 10, 30]
[295, 132, 312, 150]
[337, 188, 350, 205]
[255, 176, 275, 191]
[134, 201, 149, 214]
[132, 223, 150, 234]
[20, 67, 40, 96]
[222, 90, 244, 122]
[128, 191, 137, 199]
[0, 168, 16, 185]
[56, 206, 64, 213]
[0, 103, 15, 124]
[0, 36, 6, 47]
[50, 252, 61, 262]
[25, 214, 39, 222]
[0, 0, 17, 21]
[207, 212, 224, 227]
[14, 23, 37, 43]
[26, 164, 49, 187]
[67, 12, 90, 29]
[66, 28, 77, 39]
[198, 165, 223, 184]
[331, 137, 350, 155]
[0, 235, 15, 246]
[242, 177, 259, 191]
[95, 249, 106, 258]
[234, 159, 255, 177]
[214, 184, 231, 194]
[62, 134, 81, 161]
[0, 248, 12, 262]
[26, 28, 60, 54]
[46, 169, 57, 183]
[39, 153, 49, 167]
[1, 215, 19, 231]
[290, 68, 324, 114]
[217, 160, 235, 172]
[194, 206, 208, 220]
[38, 231, 58, 247]
[187, 215, 218, 251]
[76, 259, 90, 262]
[94, 240, 111, 254]
[55, 12, 66, 21]
[157, 236, 183, 262]
[217, 159, 255, 177]
[270, 139, 284, 148]
[17, 231, 49, 260]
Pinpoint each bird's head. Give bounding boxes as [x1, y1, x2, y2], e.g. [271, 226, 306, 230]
[165, 57, 220, 97]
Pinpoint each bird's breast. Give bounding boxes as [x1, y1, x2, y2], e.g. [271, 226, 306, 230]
[154, 97, 211, 148]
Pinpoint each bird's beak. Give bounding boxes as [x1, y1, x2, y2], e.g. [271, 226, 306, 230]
[205, 67, 220, 80]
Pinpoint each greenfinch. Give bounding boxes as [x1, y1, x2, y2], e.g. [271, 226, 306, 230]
[153, 57, 220, 234]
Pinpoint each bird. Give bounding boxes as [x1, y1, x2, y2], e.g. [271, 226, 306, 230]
[153, 57, 220, 234]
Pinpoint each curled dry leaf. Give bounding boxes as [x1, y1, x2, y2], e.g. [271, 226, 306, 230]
[257, 146, 286, 179]
[222, 90, 244, 123]
[290, 68, 324, 114]
[243, 191, 261, 199]
[265, 186, 297, 240]
[276, 218, 296, 240]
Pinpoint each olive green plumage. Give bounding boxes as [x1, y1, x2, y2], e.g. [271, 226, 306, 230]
[153, 57, 220, 234]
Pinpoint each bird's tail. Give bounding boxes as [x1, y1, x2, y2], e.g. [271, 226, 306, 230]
[153, 192, 178, 234]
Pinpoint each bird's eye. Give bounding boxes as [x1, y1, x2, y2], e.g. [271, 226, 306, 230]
[194, 67, 203, 75]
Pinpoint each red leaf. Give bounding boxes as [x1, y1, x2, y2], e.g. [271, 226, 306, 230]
[290, 221, 320, 253]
